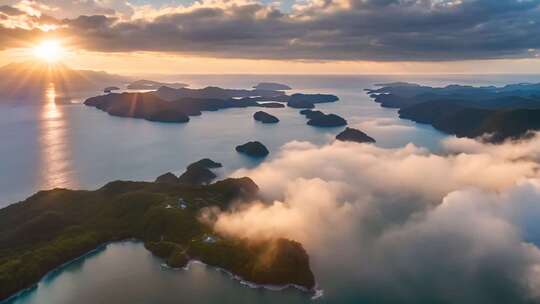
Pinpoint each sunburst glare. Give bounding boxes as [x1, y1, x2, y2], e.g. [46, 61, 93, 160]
[33, 40, 64, 63]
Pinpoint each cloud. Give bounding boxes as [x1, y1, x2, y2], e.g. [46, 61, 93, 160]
[0, 3, 61, 48]
[3, 0, 540, 61]
[356, 117, 416, 134]
[369, 181, 540, 303]
[0, 8, 53, 49]
[0, 0, 130, 49]
[443, 135, 540, 162]
[0, 3, 58, 29]
[0, 5, 25, 16]
[209, 133, 540, 302]
[3, 0, 131, 18]
[67, 0, 540, 60]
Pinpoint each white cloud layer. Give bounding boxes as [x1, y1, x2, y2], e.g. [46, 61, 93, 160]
[209, 133, 540, 302]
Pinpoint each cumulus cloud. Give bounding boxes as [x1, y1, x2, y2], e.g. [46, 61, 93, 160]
[2, 0, 132, 18]
[0, 2, 61, 48]
[2, 0, 540, 60]
[64, 0, 540, 60]
[209, 133, 540, 302]
[0, 14, 52, 49]
[0, 2, 59, 30]
[443, 135, 540, 162]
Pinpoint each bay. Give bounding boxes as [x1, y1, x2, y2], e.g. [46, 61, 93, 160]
[3, 74, 540, 303]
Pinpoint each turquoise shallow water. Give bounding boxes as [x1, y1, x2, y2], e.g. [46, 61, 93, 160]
[3, 74, 540, 304]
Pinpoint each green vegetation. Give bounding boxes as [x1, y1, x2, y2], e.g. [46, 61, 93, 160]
[367, 82, 540, 142]
[398, 101, 540, 142]
[0, 177, 315, 301]
[84, 86, 339, 124]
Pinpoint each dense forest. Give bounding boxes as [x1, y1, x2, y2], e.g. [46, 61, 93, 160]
[0, 176, 315, 301]
[367, 82, 540, 142]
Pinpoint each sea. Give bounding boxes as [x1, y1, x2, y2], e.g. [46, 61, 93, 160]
[2, 74, 540, 304]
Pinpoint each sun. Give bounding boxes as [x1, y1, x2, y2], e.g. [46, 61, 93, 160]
[33, 40, 64, 63]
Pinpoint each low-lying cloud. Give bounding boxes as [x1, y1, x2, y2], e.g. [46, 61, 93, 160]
[210, 133, 540, 303]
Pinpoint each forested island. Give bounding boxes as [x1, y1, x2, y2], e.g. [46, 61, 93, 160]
[336, 127, 375, 143]
[127, 79, 189, 90]
[253, 82, 291, 91]
[156, 159, 223, 185]
[367, 82, 540, 142]
[84, 86, 338, 124]
[0, 170, 315, 301]
[254, 111, 279, 123]
[300, 110, 347, 127]
[236, 141, 270, 157]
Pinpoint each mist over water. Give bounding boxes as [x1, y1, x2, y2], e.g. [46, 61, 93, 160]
[4, 74, 540, 304]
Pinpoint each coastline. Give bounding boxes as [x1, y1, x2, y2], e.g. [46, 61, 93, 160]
[161, 259, 324, 300]
[0, 240, 124, 304]
[1, 240, 319, 303]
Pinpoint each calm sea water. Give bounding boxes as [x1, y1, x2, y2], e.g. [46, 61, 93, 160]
[3, 74, 540, 304]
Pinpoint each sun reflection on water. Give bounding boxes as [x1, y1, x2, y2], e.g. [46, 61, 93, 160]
[44, 84, 60, 119]
[38, 83, 76, 190]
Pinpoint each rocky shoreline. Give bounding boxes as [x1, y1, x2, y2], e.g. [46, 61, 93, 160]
[161, 259, 323, 298]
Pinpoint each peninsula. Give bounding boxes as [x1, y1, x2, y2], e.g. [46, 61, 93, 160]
[367, 82, 540, 142]
[0, 175, 315, 301]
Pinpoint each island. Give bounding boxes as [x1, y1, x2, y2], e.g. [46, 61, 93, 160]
[235, 93, 339, 105]
[153, 88, 337, 106]
[85, 92, 191, 123]
[300, 109, 347, 127]
[156, 159, 222, 185]
[178, 165, 216, 185]
[104, 86, 120, 93]
[155, 172, 180, 184]
[253, 82, 292, 91]
[127, 79, 189, 90]
[188, 158, 222, 169]
[307, 114, 347, 127]
[366, 82, 540, 142]
[287, 99, 315, 109]
[300, 109, 324, 119]
[258, 102, 285, 108]
[84, 86, 338, 124]
[235, 141, 269, 157]
[179, 159, 223, 185]
[0, 175, 315, 301]
[286, 93, 339, 109]
[399, 100, 540, 142]
[289, 93, 339, 103]
[253, 111, 279, 124]
[336, 127, 376, 143]
[154, 86, 285, 101]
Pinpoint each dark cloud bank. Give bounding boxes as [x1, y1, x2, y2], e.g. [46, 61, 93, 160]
[2, 0, 540, 60]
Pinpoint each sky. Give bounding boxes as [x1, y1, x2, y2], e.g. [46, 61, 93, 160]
[1, 0, 540, 74]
